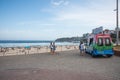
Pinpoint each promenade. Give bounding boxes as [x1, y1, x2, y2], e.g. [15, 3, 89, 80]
[0, 50, 120, 80]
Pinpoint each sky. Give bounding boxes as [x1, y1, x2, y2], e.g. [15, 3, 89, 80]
[0, 0, 120, 40]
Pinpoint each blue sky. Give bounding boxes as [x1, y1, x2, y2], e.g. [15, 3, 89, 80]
[0, 0, 120, 40]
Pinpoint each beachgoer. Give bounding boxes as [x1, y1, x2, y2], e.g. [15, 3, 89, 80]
[79, 42, 82, 54]
[52, 42, 56, 54]
[79, 42, 85, 56]
[49, 42, 53, 54]
[24, 46, 31, 54]
[79, 42, 81, 51]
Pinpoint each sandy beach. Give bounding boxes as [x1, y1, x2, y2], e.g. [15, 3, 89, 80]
[0, 45, 79, 56]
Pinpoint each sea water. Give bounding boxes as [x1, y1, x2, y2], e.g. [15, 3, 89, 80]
[0, 40, 79, 47]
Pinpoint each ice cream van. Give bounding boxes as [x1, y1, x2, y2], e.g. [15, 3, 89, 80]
[85, 33, 114, 57]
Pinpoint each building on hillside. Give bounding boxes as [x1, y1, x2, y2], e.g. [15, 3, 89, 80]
[83, 33, 89, 39]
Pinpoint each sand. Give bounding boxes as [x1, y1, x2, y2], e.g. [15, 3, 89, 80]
[0, 45, 79, 56]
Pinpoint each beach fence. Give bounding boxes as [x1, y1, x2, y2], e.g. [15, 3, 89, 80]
[0, 45, 79, 56]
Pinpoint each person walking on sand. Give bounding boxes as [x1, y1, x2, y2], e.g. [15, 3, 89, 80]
[49, 42, 53, 54]
[79, 42, 85, 56]
[79, 42, 82, 54]
[52, 42, 56, 54]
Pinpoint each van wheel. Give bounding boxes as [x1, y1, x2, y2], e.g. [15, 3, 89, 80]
[92, 54, 96, 58]
[107, 55, 112, 58]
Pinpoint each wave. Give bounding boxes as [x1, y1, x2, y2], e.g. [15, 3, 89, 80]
[0, 40, 53, 43]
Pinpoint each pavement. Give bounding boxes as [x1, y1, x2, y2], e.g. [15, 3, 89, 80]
[0, 50, 120, 80]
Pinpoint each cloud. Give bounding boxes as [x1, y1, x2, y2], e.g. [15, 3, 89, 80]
[63, 1, 69, 6]
[25, 0, 119, 30]
[41, 0, 117, 33]
[51, 0, 64, 6]
[17, 21, 55, 27]
[0, 28, 58, 40]
[51, 1, 116, 29]
[51, 0, 69, 6]
[55, 12, 82, 21]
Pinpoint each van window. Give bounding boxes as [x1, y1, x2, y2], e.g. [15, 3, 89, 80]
[97, 38, 103, 46]
[105, 38, 111, 46]
[89, 38, 93, 46]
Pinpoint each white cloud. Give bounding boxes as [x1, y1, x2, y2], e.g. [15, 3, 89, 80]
[55, 12, 82, 21]
[51, 0, 69, 6]
[51, 1, 117, 30]
[51, 0, 64, 6]
[0, 28, 57, 40]
[17, 21, 55, 27]
[18, 0, 119, 40]
[63, 1, 69, 6]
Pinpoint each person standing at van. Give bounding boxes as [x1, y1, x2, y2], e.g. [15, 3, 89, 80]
[79, 42, 82, 53]
[79, 42, 85, 56]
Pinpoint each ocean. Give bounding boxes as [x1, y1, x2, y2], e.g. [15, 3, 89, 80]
[0, 40, 79, 47]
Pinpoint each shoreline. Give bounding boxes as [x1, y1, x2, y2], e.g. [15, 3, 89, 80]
[0, 42, 79, 48]
[0, 45, 79, 56]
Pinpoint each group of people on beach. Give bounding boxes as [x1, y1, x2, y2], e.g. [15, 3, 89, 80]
[49, 42, 56, 55]
[0, 41, 85, 56]
[49, 41, 86, 55]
